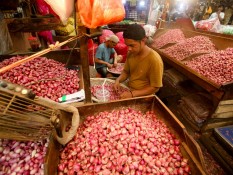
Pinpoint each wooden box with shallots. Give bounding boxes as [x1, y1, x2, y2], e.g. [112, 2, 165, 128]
[45, 96, 207, 175]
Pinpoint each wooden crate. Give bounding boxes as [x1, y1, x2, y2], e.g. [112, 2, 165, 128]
[0, 49, 84, 101]
[45, 96, 207, 175]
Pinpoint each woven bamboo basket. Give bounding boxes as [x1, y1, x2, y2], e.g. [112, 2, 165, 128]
[0, 79, 80, 145]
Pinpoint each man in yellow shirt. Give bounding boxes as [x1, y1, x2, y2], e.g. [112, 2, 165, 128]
[114, 24, 163, 99]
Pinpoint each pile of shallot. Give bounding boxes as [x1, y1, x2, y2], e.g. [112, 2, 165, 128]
[58, 108, 191, 174]
[108, 63, 124, 75]
[152, 29, 186, 49]
[0, 56, 80, 101]
[184, 48, 233, 85]
[91, 83, 129, 102]
[162, 36, 216, 61]
[0, 139, 48, 175]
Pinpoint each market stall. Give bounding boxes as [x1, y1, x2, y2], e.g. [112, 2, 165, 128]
[1, 0, 232, 174]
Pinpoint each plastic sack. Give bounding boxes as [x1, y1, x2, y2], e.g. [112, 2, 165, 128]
[219, 25, 233, 35]
[115, 32, 128, 63]
[38, 31, 54, 45]
[115, 43, 128, 63]
[143, 24, 156, 37]
[35, 0, 50, 15]
[55, 17, 76, 36]
[88, 39, 98, 66]
[195, 18, 221, 32]
[115, 32, 124, 43]
[44, 0, 74, 24]
[78, 0, 125, 28]
[99, 29, 114, 43]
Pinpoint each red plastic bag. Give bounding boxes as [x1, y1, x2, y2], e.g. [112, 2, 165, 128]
[78, 0, 125, 28]
[115, 43, 128, 63]
[88, 39, 98, 66]
[99, 29, 114, 43]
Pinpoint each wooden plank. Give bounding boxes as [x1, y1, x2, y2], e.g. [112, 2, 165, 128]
[6, 17, 61, 33]
[219, 100, 233, 105]
[215, 105, 233, 114]
[201, 119, 233, 132]
[212, 112, 233, 118]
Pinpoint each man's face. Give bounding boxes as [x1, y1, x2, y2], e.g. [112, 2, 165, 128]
[109, 40, 118, 48]
[124, 39, 143, 55]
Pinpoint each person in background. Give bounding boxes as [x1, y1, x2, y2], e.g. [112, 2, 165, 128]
[94, 34, 122, 78]
[209, 5, 225, 23]
[114, 24, 163, 99]
[203, 3, 213, 19]
[223, 4, 233, 25]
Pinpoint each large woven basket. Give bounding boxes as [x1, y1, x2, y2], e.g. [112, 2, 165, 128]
[90, 78, 129, 103]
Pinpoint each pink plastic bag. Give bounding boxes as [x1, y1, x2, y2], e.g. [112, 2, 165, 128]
[99, 29, 114, 43]
[88, 39, 98, 66]
[38, 31, 54, 45]
[36, 0, 50, 15]
[115, 32, 125, 43]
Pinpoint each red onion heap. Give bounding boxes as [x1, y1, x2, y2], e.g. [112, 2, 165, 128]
[0, 139, 48, 175]
[108, 63, 124, 75]
[162, 36, 216, 61]
[91, 83, 129, 102]
[184, 48, 233, 85]
[152, 29, 186, 49]
[58, 108, 191, 175]
[0, 56, 80, 101]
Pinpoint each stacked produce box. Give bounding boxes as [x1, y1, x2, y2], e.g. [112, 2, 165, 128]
[151, 28, 233, 129]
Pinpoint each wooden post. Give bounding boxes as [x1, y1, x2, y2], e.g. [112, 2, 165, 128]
[79, 26, 92, 103]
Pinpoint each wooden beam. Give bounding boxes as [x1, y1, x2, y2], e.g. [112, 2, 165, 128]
[79, 26, 92, 103]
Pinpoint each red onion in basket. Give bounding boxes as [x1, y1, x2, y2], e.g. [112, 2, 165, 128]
[58, 108, 191, 174]
[0, 56, 80, 102]
[0, 139, 48, 175]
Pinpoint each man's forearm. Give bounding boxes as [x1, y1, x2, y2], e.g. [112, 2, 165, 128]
[114, 53, 118, 64]
[116, 71, 128, 83]
[131, 86, 160, 97]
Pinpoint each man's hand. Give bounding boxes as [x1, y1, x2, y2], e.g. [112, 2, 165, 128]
[120, 91, 133, 99]
[107, 63, 113, 69]
[114, 79, 120, 92]
[113, 62, 118, 67]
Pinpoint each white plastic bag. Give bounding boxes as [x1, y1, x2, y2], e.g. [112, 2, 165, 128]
[195, 17, 221, 33]
[143, 24, 157, 37]
[44, 0, 74, 24]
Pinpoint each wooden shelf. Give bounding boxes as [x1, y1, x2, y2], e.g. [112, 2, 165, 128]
[6, 17, 61, 32]
[151, 28, 233, 105]
[151, 28, 233, 134]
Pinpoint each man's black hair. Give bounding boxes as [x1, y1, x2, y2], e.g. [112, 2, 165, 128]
[123, 23, 146, 41]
